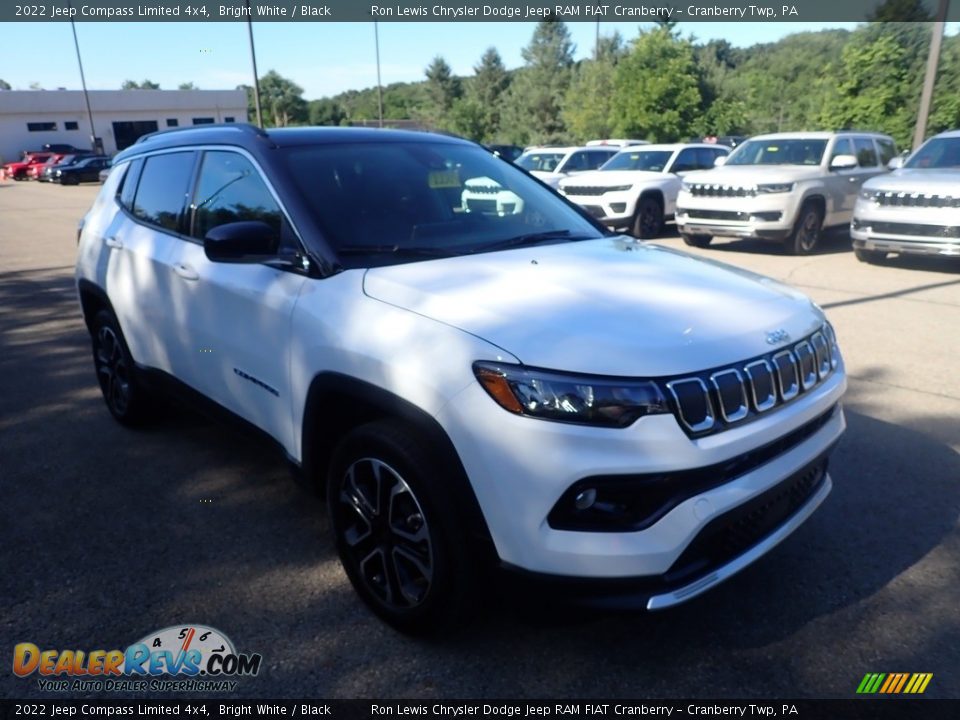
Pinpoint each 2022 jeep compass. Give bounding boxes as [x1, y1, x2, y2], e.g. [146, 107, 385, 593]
[76, 125, 847, 632]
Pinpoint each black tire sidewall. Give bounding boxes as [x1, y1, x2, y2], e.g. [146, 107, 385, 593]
[788, 203, 823, 255]
[633, 197, 663, 239]
[90, 309, 148, 426]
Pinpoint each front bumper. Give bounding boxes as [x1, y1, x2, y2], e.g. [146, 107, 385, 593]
[851, 204, 960, 257]
[562, 192, 637, 227]
[675, 190, 799, 241]
[437, 362, 846, 590]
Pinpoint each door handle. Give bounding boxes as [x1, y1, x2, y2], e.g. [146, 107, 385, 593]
[173, 263, 199, 281]
[104, 236, 123, 249]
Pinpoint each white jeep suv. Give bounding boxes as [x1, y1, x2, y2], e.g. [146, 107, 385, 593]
[515, 146, 619, 188]
[851, 129, 960, 263]
[558, 143, 730, 239]
[76, 125, 846, 632]
[676, 131, 897, 254]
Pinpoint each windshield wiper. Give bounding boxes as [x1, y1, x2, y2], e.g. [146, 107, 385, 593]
[478, 229, 595, 252]
[336, 244, 454, 257]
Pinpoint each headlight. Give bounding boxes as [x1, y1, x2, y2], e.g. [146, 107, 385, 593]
[55, 170, 62, 176]
[756, 183, 795, 194]
[473, 362, 669, 428]
[604, 184, 633, 193]
[860, 189, 880, 201]
[680, 180, 693, 191]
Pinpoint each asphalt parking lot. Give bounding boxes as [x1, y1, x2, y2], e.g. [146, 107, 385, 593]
[1, 179, 958, 700]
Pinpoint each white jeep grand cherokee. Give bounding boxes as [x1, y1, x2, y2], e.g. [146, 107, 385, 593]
[676, 131, 897, 254]
[851, 129, 960, 263]
[558, 143, 730, 239]
[76, 125, 846, 632]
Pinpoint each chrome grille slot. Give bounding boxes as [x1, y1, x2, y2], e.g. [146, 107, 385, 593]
[772, 350, 800, 401]
[687, 184, 755, 198]
[709, 369, 748, 422]
[666, 378, 715, 433]
[744, 360, 777, 412]
[810, 332, 831, 378]
[794, 341, 817, 389]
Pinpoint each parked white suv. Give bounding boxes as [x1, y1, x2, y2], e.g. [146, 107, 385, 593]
[558, 143, 730, 239]
[76, 125, 846, 632]
[676, 131, 897, 254]
[515, 146, 619, 188]
[851, 129, 960, 263]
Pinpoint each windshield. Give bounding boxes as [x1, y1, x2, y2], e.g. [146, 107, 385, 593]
[282, 142, 604, 268]
[601, 150, 674, 172]
[726, 138, 827, 166]
[905, 137, 960, 169]
[516, 152, 567, 172]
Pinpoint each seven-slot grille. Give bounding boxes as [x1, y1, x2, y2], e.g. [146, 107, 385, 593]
[870, 191, 960, 208]
[563, 186, 611, 196]
[661, 326, 838, 437]
[686, 183, 756, 198]
[464, 184, 501, 195]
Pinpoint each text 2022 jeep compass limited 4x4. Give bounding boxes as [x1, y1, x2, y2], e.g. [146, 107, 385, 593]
[76, 125, 847, 632]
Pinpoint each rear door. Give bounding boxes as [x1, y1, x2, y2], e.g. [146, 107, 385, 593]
[103, 152, 196, 372]
[165, 148, 307, 447]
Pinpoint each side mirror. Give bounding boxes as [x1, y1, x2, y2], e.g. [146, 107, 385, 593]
[204, 221, 279, 263]
[887, 156, 905, 170]
[830, 154, 858, 171]
[713, 156, 727, 167]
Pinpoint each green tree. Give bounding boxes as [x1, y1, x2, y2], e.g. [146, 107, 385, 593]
[562, 33, 626, 141]
[424, 56, 462, 128]
[500, 20, 576, 144]
[178, 82, 198, 90]
[867, 0, 931, 22]
[0, 79, 11, 90]
[611, 27, 702, 142]
[459, 47, 510, 142]
[929, 35, 960, 136]
[308, 98, 346, 126]
[121, 79, 160, 89]
[258, 70, 307, 127]
[819, 31, 916, 146]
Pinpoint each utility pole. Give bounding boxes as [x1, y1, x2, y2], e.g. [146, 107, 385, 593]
[375, 22, 384, 128]
[912, 0, 949, 151]
[246, 0, 263, 128]
[68, 3, 98, 154]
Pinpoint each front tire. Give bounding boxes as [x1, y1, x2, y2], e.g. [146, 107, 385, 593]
[681, 234, 712, 248]
[327, 420, 476, 634]
[90, 309, 153, 426]
[854, 247, 887, 264]
[785, 202, 823, 255]
[631, 196, 664, 240]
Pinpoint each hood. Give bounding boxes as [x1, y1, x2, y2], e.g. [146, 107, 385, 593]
[362, 238, 823, 376]
[684, 166, 824, 187]
[863, 168, 960, 193]
[561, 170, 666, 188]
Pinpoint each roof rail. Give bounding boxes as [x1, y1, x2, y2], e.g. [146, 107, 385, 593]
[134, 122, 269, 145]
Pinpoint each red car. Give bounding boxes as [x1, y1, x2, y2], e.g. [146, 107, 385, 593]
[2, 152, 53, 181]
[26, 153, 70, 180]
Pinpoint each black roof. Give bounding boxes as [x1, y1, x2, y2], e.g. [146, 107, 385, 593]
[114, 123, 472, 163]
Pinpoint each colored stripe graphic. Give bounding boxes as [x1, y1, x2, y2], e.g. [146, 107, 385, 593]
[857, 673, 933, 694]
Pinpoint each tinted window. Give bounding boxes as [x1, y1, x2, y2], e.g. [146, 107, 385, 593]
[65, 121, 79, 131]
[853, 138, 878, 167]
[905, 137, 960, 169]
[876, 138, 897, 165]
[516, 152, 566, 172]
[603, 150, 673, 172]
[119, 159, 143, 211]
[191, 151, 282, 240]
[27, 122, 57, 132]
[281, 142, 601, 269]
[727, 138, 827, 166]
[132, 152, 195, 232]
[584, 150, 616, 169]
[830, 138, 853, 162]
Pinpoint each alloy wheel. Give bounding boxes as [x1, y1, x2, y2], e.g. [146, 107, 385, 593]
[335, 458, 434, 610]
[95, 325, 131, 416]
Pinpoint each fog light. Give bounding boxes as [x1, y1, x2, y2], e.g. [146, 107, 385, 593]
[574, 488, 597, 510]
[610, 203, 627, 213]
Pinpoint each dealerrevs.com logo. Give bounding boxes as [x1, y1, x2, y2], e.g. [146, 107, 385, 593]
[13, 625, 262, 692]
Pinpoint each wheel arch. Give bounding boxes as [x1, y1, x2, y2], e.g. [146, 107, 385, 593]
[301, 372, 498, 561]
[77, 279, 114, 334]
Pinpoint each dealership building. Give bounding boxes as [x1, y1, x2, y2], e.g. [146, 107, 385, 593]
[0, 89, 248, 162]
